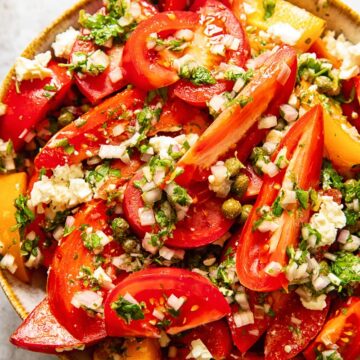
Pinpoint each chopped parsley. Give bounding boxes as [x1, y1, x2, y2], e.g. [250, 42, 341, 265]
[331, 252, 360, 286]
[321, 160, 344, 190]
[13, 195, 35, 237]
[263, 0, 276, 20]
[111, 296, 145, 323]
[179, 65, 216, 86]
[20, 236, 39, 258]
[296, 189, 309, 209]
[81, 230, 102, 252]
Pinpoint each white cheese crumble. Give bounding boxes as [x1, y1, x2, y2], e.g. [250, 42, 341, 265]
[15, 51, 53, 82]
[267, 23, 301, 46]
[186, 339, 213, 360]
[30, 164, 93, 211]
[52, 27, 79, 59]
[309, 196, 346, 247]
[323, 30, 360, 79]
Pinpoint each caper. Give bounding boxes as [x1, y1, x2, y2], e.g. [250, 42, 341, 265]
[222, 198, 242, 219]
[122, 238, 138, 253]
[239, 204, 253, 224]
[111, 217, 130, 240]
[81, 104, 91, 113]
[58, 110, 75, 127]
[315, 75, 340, 96]
[225, 157, 244, 177]
[232, 173, 250, 198]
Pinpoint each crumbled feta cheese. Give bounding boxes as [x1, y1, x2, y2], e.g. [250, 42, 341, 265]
[309, 196, 346, 247]
[323, 30, 360, 79]
[186, 339, 213, 360]
[30, 164, 93, 211]
[267, 23, 301, 46]
[0, 254, 17, 274]
[15, 51, 53, 82]
[208, 161, 232, 198]
[52, 27, 79, 59]
[71, 290, 103, 312]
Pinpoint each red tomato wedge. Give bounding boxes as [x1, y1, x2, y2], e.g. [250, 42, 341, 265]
[264, 294, 330, 360]
[47, 200, 111, 342]
[236, 105, 324, 292]
[342, 76, 360, 132]
[175, 45, 297, 186]
[0, 61, 72, 151]
[123, 11, 199, 90]
[34, 88, 146, 169]
[71, 41, 127, 104]
[172, 80, 234, 107]
[172, 320, 232, 359]
[159, 0, 188, 11]
[104, 267, 230, 337]
[10, 298, 84, 354]
[123, 172, 233, 248]
[303, 296, 360, 360]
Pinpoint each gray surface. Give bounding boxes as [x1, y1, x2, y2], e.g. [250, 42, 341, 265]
[0, 0, 359, 360]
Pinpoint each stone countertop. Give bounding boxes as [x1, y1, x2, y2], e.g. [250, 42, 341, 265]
[0, 1, 359, 360]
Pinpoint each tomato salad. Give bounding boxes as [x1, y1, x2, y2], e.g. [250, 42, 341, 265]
[1, 0, 360, 359]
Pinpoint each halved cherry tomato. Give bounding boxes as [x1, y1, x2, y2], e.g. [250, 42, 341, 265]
[123, 11, 199, 90]
[47, 200, 112, 342]
[104, 267, 230, 337]
[34, 88, 146, 169]
[264, 294, 330, 360]
[172, 0, 250, 106]
[228, 350, 264, 360]
[175, 45, 297, 186]
[71, 40, 127, 104]
[172, 320, 232, 359]
[303, 297, 360, 360]
[10, 298, 84, 354]
[172, 80, 234, 107]
[236, 105, 324, 292]
[123, 172, 233, 248]
[341, 76, 360, 132]
[0, 61, 72, 150]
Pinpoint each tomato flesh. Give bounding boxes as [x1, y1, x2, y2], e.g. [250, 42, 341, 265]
[104, 267, 231, 337]
[0, 61, 72, 151]
[10, 298, 84, 354]
[123, 172, 233, 248]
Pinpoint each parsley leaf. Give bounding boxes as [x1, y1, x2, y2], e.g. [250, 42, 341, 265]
[321, 160, 344, 190]
[263, 0, 276, 20]
[331, 252, 360, 286]
[180, 65, 216, 86]
[13, 195, 35, 237]
[111, 296, 145, 323]
[296, 189, 309, 209]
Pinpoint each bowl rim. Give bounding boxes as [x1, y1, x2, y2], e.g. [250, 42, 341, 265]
[1, 0, 360, 358]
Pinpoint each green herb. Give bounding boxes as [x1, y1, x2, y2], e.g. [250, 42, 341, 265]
[296, 189, 309, 209]
[224, 68, 254, 82]
[331, 252, 360, 286]
[79, 266, 100, 290]
[111, 296, 145, 323]
[167, 184, 192, 206]
[155, 37, 186, 51]
[321, 160, 344, 190]
[179, 65, 216, 86]
[344, 208, 360, 226]
[20, 236, 39, 257]
[263, 0, 276, 20]
[111, 217, 130, 240]
[272, 196, 283, 216]
[63, 225, 76, 237]
[81, 230, 102, 252]
[13, 195, 35, 237]
[156, 318, 172, 330]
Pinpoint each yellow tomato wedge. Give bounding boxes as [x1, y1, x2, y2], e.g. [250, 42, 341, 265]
[243, 0, 325, 51]
[0, 172, 29, 283]
[94, 338, 162, 360]
[299, 82, 360, 174]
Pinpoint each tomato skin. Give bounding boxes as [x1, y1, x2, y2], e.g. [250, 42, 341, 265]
[71, 41, 127, 104]
[104, 267, 231, 337]
[10, 298, 84, 354]
[123, 172, 233, 248]
[341, 76, 360, 133]
[0, 61, 72, 151]
[303, 297, 360, 360]
[159, 0, 188, 11]
[175, 46, 297, 186]
[172, 80, 234, 107]
[236, 105, 324, 292]
[47, 200, 115, 343]
[34, 88, 146, 169]
[123, 11, 199, 90]
[173, 320, 232, 359]
[264, 294, 330, 360]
